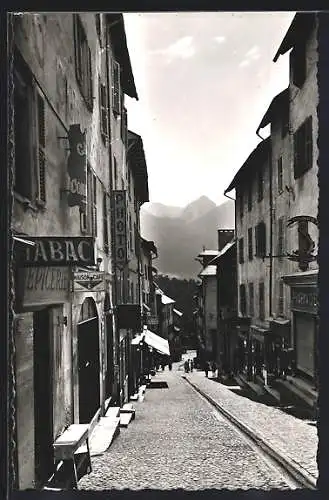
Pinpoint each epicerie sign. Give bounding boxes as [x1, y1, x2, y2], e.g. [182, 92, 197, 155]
[21, 237, 95, 267]
[112, 190, 128, 269]
[20, 266, 70, 308]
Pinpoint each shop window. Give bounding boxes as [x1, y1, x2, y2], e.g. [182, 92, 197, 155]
[14, 50, 46, 205]
[238, 237, 244, 264]
[259, 282, 265, 320]
[277, 157, 283, 193]
[294, 116, 313, 179]
[99, 78, 108, 144]
[74, 14, 93, 111]
[255, 221, 266, 258]
[248, 282, 254, 317]
[111, 59, 121, 116]
[257, 170, 264, 202]
[240, 284, 246, 316]
[248, 227, 253, 261]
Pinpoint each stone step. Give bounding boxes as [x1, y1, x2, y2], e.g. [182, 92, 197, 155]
[76, 417, 120, 457]
[105, 406, 120, 419]
[120, 412, 133, 428]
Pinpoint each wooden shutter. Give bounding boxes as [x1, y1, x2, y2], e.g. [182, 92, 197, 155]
[305, 116, 313, 172]
[103, 191, 109, 253]
[121, 106, 128, 146]
[249, 283, 254, 317]
[99, 79, 108, 140]
[74, 15, 83, 86]
[36, 92, 46, 204]
[111, 59, 121, 115]
[248, 228, 253, 261]
[92, 173, 97, 236]
[259, 282, 265, 320]
[278, 217, 284, 260]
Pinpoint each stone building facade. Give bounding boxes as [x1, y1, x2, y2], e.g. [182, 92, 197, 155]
[10, 12, 144, 489]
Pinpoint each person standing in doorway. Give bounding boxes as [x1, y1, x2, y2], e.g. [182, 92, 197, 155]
[204, 361, 209, 378]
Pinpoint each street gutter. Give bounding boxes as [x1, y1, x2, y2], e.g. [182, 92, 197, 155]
[182, 375, 317, 490]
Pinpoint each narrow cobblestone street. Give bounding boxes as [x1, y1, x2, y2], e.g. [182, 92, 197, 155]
[79, 364, 293, 491]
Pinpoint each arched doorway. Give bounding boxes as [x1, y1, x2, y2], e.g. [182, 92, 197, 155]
[104, 293, 114, 399]
[77, 298, 100, 423]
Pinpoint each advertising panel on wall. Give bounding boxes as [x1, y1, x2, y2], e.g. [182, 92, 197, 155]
[66, 124, 87, 209]
[16, 237, 95, 267]
[111, 190, 128, 270]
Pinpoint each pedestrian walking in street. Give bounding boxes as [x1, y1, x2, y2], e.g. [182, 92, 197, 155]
[212, 361, 217, 379]
[168, 362, 172, 371]
[184, 360, 190, 373]
[161, 363, 165, 371]
[189, 359, 193, 372]
[204, 361, 209, 378]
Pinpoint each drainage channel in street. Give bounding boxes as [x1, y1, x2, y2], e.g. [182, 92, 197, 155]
[182, 375, 316, 491]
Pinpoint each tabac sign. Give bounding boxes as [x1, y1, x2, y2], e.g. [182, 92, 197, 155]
[112, 190, 128, 269]
[19, 237, 95, 267]
[287, 215, 318, 271]
[66, 124, 87, 208]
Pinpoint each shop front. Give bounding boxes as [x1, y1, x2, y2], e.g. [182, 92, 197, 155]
[14, 263, 71, 489]
[283, 270, 318, 387]
[235, 317, 251, 378]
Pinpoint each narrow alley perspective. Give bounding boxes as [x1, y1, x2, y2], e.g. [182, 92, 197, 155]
[7, 9, 329, 499]
[77, 352, 316, 491]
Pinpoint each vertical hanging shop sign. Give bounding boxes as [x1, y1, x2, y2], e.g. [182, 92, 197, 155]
[112, 190, 128, 269]
[66, 124, 87, 208]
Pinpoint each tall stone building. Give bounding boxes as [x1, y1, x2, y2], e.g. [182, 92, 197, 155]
[10, 12, 144, 489]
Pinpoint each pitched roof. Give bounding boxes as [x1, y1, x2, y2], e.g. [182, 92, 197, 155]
[256, 88, 289, 133]
[224, 136, 271, 194]
[273, 13, 316, 62]
[208, 241, 236, 265]
[199, 265, 217, 277]
[106, 14, 138, 100]
[127, 130, 149, 203]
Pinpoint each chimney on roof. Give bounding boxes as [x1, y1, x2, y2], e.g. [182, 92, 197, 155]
[218, 229, 235, 252]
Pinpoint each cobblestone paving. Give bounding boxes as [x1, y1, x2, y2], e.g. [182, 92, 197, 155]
[186, 370, 318, 480]
[79, 367, 291, 491]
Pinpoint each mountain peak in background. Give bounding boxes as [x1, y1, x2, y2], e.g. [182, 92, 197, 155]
[141, 196, 235, 279]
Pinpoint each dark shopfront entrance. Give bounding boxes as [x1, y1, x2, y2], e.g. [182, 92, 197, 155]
[33, 308, 54, 487]
[78, 298, 100, 424]
[104, 293, 114, 399]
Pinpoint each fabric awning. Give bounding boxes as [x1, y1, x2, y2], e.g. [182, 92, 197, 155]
[144, 329, 170, 356]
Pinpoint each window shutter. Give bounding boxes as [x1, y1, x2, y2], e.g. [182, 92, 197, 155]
[87, 46, 93, 109]
[103, 191, 109, 253]
[293, 129, 299, 178]
[37, 92, 46, 203]
[111, 59, 121, 115]
[93, 173, 97, 236]
[74, 15, 83, 86]
[121, 106, 128, 146]
[277, 157, 283, 192]
[305, 115, 313, 171]
[99, 80, 108, 139]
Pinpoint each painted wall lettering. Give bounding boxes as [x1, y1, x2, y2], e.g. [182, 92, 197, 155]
[112, 190, 128, 269]
[20, 237, 95, 267]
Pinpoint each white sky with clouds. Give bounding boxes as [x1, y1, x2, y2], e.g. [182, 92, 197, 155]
[124, 12, 295, 208]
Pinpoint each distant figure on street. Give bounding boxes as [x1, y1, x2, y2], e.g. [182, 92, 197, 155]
[161, 362, 165, 371]
[168, 362, 172, 371]
[212, 361, 217, 379]
[188, 359, 193, 372]
[184, 360, 190, 373]
[204, 361, 209, 378]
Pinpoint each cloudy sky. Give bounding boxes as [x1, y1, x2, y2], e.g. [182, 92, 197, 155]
[124, 12, 295, 208]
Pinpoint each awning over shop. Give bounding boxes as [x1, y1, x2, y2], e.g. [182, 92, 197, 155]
[131, 329, 170, 356]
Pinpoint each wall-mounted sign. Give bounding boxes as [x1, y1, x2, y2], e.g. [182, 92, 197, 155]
[287, 215, 318, 271]
[291, 286, 318, 314]
[66, 124, 87, 208]
[20, 237, 95, 267]
[112, 190, 128, 270]
[17, 266, 70, 309]
[73, 270, 105, 292]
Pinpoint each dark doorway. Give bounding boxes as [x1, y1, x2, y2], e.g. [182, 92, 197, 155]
[78, 298, 100, 424]
[33, 308, 54, 487]
[104, 294, 114, 399]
